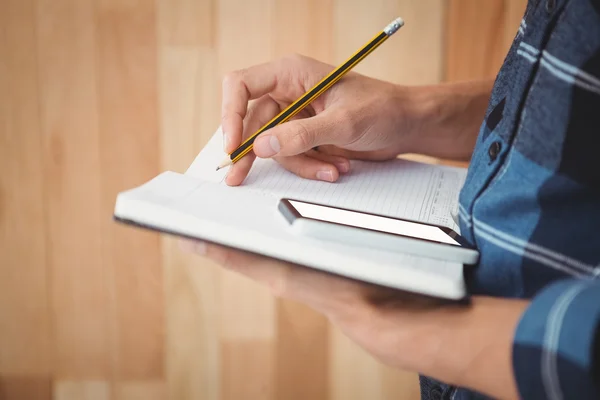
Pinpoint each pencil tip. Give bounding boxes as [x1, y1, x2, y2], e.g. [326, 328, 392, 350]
[216, 166, 221, 171]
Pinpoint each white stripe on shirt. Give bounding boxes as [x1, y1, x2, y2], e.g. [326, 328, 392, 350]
[542, 284, 587, 400]
[517, 49, 539, 64]
[473, 226, 588, 277]
[543, 50, 600, 88]
[517, 43, 600, 95]
[474, 218, 596, 275]
[519, 41, 540, 56]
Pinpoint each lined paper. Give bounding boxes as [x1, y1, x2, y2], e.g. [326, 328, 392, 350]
[186, 129, 466, 230]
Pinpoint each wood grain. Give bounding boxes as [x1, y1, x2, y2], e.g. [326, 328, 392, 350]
[0, 1, 522, 398]
[333, 0, 446, 84]
[0, 376, 51, 400]
[220, 341, 274, 400]
[0, 0, 50, 378]
[157, 1, 222, 394]
[35, 0, 109, 378]
[445, 0, 527, 81]
[53, 381, 110, 400]
[275, 300, 329, 400]
[95, 0, 164, 381]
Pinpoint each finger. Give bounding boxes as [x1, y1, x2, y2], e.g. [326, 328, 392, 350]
[275, 153, 340, 182]
[198, 241, 364, 310]
[225, 152, 256, 186]
[253, 112, 340, 158]
[307, 150, 351, 174]
[225, 95, 281, 186]
[221, 66, 277, 153]
[221, 57, 317, 153]
[315, 145, 388, 161]
[181, 239, 445, 319]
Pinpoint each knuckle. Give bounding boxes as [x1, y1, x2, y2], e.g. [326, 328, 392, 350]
[291, 122, 314, 151]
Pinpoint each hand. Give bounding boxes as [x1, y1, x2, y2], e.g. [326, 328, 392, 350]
[221, 54, 423, 186]
[180, 238, 528, 399]
[179, 238, 451, 370]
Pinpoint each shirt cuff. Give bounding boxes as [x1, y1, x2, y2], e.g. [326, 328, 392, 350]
[512, 279, 600, 399]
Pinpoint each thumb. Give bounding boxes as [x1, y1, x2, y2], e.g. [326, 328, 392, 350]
[253, 112, 338, 158]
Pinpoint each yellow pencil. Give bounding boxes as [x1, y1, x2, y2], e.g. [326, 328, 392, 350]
[216, 17, 405, 171]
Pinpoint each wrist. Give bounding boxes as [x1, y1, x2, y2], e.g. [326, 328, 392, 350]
[413, 297, 528, 399]
[400, 80, 494, 161]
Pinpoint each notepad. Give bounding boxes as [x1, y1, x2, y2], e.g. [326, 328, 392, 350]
[114, 128, 470, 300]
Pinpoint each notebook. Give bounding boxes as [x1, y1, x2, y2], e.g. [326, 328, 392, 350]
[113, 128, 470, 300]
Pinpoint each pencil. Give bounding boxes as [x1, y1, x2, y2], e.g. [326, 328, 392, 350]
[216, 17, 405, 171]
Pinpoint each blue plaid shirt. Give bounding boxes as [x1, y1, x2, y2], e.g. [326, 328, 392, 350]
[420, 0, 600, 399]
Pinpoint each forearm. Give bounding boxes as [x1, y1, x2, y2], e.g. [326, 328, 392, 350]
[420, 297, 528, 399]
[406, 79, 494, 161]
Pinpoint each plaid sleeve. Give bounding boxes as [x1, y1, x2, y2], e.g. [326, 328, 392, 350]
[512, 279, 600, 399]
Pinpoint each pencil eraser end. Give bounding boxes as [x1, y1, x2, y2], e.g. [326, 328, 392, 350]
[384, 17, 405, 35]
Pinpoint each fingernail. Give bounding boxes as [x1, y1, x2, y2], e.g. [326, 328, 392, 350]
[335, 161, 350, 173]
[316, 170, 334, 182]
[254, 135, 280, 157]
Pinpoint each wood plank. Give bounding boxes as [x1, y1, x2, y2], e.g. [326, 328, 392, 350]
[115, 381, 166, 400]
[53, 380, 110, 400]
[445, 0, 508, 81]
[95, 0, 164, 381]
[271, 0, 334, 62]
[0, 0, 50, 377]
[157, 47, 221, 400]
[0, 376, 51, 400]
[157, 0, 215, 47]
[328, 327, 385, 400]
[333, 0, 446, 84]
[162, 239, 221, 400]
[216, 0, 274, 71]
[157, 0, 221, 397]
[34, 0, 109, 378]
[275, 301, 329, 400]
[220, 341, 275, 400]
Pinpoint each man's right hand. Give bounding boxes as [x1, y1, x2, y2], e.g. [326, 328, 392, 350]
[221, 54, 493, 186]
[220, 54, 425, 186]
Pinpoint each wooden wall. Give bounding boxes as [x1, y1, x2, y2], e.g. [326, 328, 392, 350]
[0, 1, 526, 399]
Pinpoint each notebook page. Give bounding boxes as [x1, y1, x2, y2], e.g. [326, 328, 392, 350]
[186, 129, 466, 231]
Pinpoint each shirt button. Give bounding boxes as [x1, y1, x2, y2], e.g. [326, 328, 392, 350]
[488, 141, 502, 161]
[546, 0, 556, 13]
[429, 387, 443, 400]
